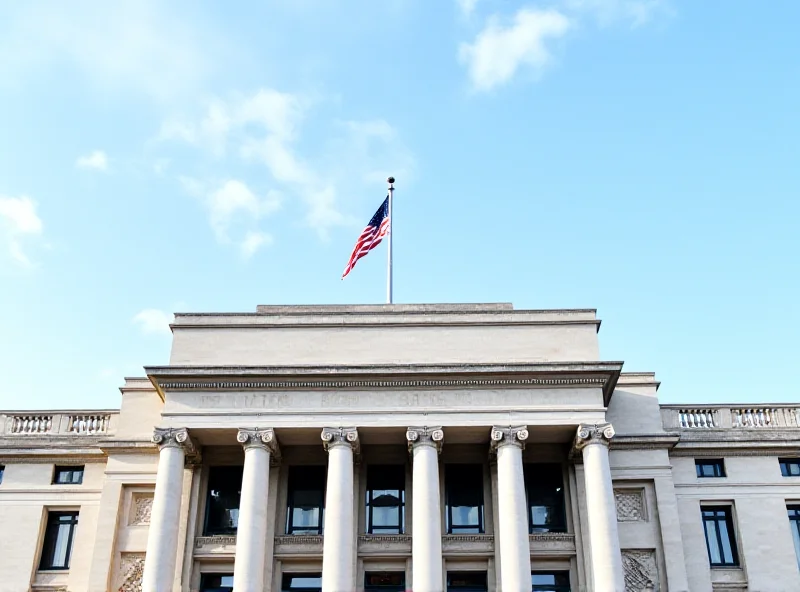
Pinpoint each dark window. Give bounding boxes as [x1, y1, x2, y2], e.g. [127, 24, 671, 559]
[204, 466, 243, 535]
[365, 571, 405, 591]
[446, 464, 484, 534]
[39, 511, 79, 570]
[0, 465, 4, 484]
[780, 459, 800, 477]
[696, 459, 726, 478]
[447, 571, 488, 591]
[532, 571, 571, 592]
[53, 466, 84, 485]
[281, 573, 322, 592]
[199, 573, 234, 592]
[366, 465, 405, 534]
[525, 464, 566, 533]
[702, 506, 739, 567]
[789, 506, 800, 568]
[286, 466, 326, 535]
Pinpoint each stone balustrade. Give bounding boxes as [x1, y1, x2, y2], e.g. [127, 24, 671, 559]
[0, 411, 118, 436]
[662, 405, 800, 430]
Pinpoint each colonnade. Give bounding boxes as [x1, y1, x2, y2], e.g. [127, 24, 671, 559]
[141, 423, 624, 592]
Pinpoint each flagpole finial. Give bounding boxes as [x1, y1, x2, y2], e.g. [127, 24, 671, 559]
[387, 176, 395, 186]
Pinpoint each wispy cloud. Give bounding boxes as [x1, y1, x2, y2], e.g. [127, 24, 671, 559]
[0, 0, 231, 103]
[0, 195, 44, 267]
[564, 0, 671, 28]
[161, 88, 414, 238]
[180, 177, 280, 257]
[76, 150, 108, 171]
[457, 0, 479, 18]
[459, 8, 571, 91]
[132, 308, 173, 336]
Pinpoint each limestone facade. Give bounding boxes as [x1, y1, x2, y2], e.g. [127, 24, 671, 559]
[0, 303, 799, 592]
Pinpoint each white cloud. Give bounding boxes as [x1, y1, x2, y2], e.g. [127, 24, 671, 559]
[180, 177, 280, 255]
[76, 150, 108, 171]
[162, 89, 414, 237]
[564, 0, 670, 27]
[457, 0, 479, 17]
[0, 195, 43, 267]
[0, 0, 230, 103]
[132, 308, 173, 336]
[459, 9, 571, 91]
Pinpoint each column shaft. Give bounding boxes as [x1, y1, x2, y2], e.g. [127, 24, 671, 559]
[234, 429, 278, 592]
[492, 426, 531, 591]
[576, 424, 625, 592]
[142, 429, 193, 592]
[407, 427, 444, 592]
[321, 428, 358, 592]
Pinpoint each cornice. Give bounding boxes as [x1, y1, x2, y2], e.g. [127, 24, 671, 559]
[146, 361, 622, 405]
[611, 434, 680, 450]
[0, 454, 105, 464]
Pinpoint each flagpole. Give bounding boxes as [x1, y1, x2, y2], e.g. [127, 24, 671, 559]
[387, 176, 394, 304]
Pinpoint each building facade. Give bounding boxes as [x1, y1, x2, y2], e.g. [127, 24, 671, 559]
[1, 303, 799, 592]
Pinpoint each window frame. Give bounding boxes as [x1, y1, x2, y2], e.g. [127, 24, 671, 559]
[281, 572, 323, 592]
[780, 458, 800, 477]
[0, 464, 4, 485]
[701, 505, 740, 567]
[203, 465, 244, 536]
[788, 505, 800, 569]
[365, 465, 406, 535]
[695, 459, 726, 478]
[524, 463, 567, 534]
[446, 571, 488, 591]
[285, 465, 326, 535]
[364, 571, 406, 591]
[445, 464, 485, 534]
[199, 573, 234, 592]
[531, 570, 571, 592]
[52, 465, 84, 485]
[39, 511, 79, 571]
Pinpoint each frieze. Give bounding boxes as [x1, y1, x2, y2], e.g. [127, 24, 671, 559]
[274, 535, 324, 545]
[195, 535, 237, 548]
[358, 534, 412, 554]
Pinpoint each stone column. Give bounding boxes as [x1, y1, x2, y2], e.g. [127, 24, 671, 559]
[142, 428, 196, 592]
[574, 423, 625, 592]
[490, 426, 531, 591]
[321, 427, 359, 592]
[234, 429, 280, 592]
[406, 426, 444, 592]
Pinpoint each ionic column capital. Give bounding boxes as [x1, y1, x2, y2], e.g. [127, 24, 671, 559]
[321, 427, 360, 454]
[237, 428, 280, 456]
[152, 427, 196, 455]
[406, 426, 444, 453]
[490, 425, 529, 452]
[573, 422, 615, 452]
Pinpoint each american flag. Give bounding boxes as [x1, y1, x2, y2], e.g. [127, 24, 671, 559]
[341, 196, 390, 279]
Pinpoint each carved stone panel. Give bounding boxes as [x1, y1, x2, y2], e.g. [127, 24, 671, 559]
[130, 494, 153, 525]
[622, 549, 657, 592]
[118, 553, 145, 592]
[615, 488, 646, 522]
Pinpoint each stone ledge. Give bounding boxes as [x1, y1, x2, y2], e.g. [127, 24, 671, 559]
[529, 532, 576, 556]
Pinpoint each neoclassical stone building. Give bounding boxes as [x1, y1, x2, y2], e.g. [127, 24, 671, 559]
[1, 303, 799, 592]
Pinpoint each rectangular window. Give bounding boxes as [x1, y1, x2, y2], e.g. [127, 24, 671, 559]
[286, 466, 326, 535]
[0, 465, 4, 484]
[204, 466, 243, 535]
[199, 573, 234, 592]
[366, 465, 405, 534]
[53, 466, 84, 485]
[446, 464, 484, 534]
[525, 463, 566, 533]
[365, 571, 406, 591]
[447, 571, 488, 591]
[532, 571, 571, 592]
[39, 511, 79, 570]
[281, 573, 322, 592]
[780, 459, 800, 477]
[701, 506, 739, 567]
[696, 459, 726, 478]
[788, 505, 800, 569]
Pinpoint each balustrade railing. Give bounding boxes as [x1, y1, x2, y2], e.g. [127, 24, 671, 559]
[1, 411, 117, 436]
[663, 406, 800, 430]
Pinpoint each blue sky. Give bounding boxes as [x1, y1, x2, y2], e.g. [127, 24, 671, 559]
[0, 0, 798, 410]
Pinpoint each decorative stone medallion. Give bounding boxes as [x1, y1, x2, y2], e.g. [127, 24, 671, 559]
[118, 553, 145, 592]
[622, 549, 657, 591]
[615, 488, 646, 522]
